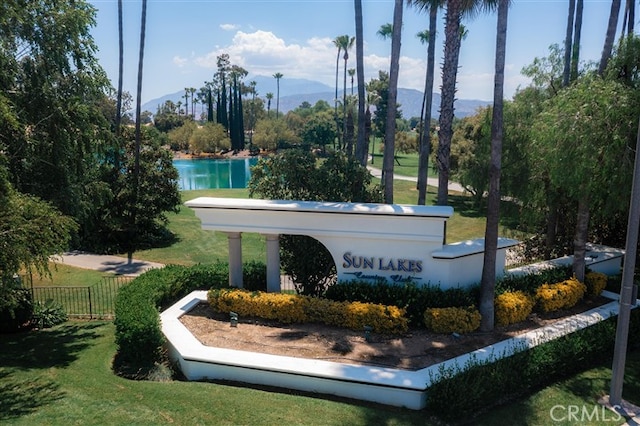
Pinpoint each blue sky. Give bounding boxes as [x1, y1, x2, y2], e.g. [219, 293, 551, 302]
[88, 0, 625, 104]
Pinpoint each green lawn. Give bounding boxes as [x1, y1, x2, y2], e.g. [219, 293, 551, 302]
[2, 321, 638, 425]
[27, 263, 113, 287]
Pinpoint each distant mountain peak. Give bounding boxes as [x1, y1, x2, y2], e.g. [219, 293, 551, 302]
[141, 78, 489, 120]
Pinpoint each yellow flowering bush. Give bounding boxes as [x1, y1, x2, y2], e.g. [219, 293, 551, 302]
[208, 289, 307, 323]
[494, 291, 535, 326]
[585, 271, 607, 297]
[207, 289, 408, 334]
[423, 306, 481, 334]
[535, 276, 586, 313]
[341, 301, 408, 334]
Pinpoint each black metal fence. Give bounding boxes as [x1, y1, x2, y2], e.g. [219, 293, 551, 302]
[22, 274, 295, 320]
[26, 275, 133, 319]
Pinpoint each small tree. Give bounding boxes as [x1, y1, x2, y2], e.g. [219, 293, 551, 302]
[248, 149, 382, 295]
[252, 119, 299, 151]
[189, 123, 230, 154]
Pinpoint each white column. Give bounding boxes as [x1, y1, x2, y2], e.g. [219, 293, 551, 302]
[265, 234, 281, 292]
[227, 232, 243, 288]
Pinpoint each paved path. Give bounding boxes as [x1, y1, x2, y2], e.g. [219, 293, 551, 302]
[367, 165, 466, 193]
[52, 250, 164, 276]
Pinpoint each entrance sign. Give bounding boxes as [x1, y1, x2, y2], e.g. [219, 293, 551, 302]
[185, 197, 519, 291]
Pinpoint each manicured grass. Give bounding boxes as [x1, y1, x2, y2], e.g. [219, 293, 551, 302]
[368, 142, 437, 179]
[474, 358, 640, 425]
[130, 189, 267, 266]
[2, 321, 638, 425]
[0, 322, 438, 425]
[25, 263, 113, 287]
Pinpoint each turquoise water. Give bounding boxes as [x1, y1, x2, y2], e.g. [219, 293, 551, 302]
[173, 158, 259, 190]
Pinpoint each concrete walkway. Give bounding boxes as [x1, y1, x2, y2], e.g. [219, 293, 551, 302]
[52, 250, 164, 276]
[367, 165, 466, 193]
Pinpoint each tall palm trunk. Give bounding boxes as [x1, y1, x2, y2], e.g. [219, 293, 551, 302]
[436, 0, 462, 206]
[334, 45, 342, 150]
[417, 3, 438, 205]
[116, 0, 123, 136]
[382, 0, 403, 204]
[129, 0, 147, 263]
[599, 0, 622, 75]
[479, 0, 509, 332]
[562, 0, 575, 87]
[354, 0, 367, 165]
[573, 194, 590, 282]
[115, 0, 123, 172]
[570, 0, 583, 82]
[343, 50, 350, 155]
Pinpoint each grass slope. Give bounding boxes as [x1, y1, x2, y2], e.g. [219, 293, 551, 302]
[1, 322, 638, 425]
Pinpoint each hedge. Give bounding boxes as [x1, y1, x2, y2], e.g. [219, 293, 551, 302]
[113, 261, 265, 370]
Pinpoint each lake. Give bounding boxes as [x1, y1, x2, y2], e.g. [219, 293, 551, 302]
[173, 158, 259, 190]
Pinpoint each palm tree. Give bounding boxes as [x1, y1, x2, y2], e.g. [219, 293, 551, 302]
[599, 0, 622, 75]
[333, 35, 352, 150]
[570, 0, 583, 82]
[377, 23, 393, 39]
[436, 0, 491, 206]
[265, 92, 274, 118]
[409, 0, 441, 205]
[479, 0, 508, 332]
[273, 72, 283, 117]
[190, 87, 196, 117]
[348, 68, 356, 95]
[354, 0, 368, 166]
[623, 0, 635, 34]
[382, 0, 403, 204]
[115, 0, 124, 138]
[342, 36, 355, 153]
[130, 0, 148, 262]
[183, 88, 190, 118]
[562, 0, 576, 86]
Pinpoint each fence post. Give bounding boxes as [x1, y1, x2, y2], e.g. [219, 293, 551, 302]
[88, 287, 93, 320]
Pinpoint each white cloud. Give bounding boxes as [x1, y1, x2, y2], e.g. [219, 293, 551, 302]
[189, 29, 518, 101]
[173, 55, 188, 68]
[220, 23, 239, 31]
[194, 30, 338, 86]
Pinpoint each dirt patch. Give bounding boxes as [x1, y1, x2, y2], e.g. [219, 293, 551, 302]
[179, 297, 611, 371]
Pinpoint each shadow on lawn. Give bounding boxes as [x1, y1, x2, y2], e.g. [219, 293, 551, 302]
[0, 322, 104, 421]
[0, 322, 103, 369]
[0, 370, 64, 421]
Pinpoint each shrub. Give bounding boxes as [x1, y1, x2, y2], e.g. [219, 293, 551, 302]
[425, 309, 637, 421]
[585, 271, 607, 297]
[242, 260, 267, 292]
[535, 276, 586, 312]
[31, 299, 67, 328]
[114, 262, 234, 372]
[494, 291, 535, 327]
[496, 265, 573, 294]
[423, 306, 481, 334]
[208, 288, 408, 334]
[325, 280, 477, 326]
[0, 285, 33, 333]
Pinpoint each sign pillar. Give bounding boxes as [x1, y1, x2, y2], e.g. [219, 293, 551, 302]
[265, 234, 281, 292]
[227, 232, 243, 288]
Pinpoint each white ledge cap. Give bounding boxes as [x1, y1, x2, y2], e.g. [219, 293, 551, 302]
[185, 197, 454, 218]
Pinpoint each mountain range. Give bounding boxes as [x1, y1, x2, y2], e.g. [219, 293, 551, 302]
[141, 75, 491, 120]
